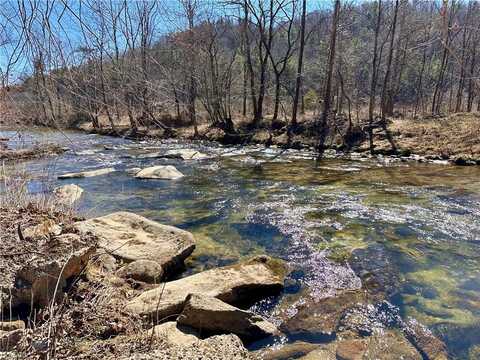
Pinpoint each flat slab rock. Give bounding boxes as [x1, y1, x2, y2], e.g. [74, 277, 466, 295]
[74, 212, 195, 276]
[178, 294, 277, 340]
[135, 165, 184, 180]
[58, 167, 115, 179]
[126, 255, 287, 321]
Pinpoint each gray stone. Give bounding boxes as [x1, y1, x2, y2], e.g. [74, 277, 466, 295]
[116, 260, 164, 283]
[53, 184, 84, 205]
[126, 256, 287, 322]
[74, 212, 195, 275]
[58, 167, 115, 179]
[178, 294, 277, 340]
[135, 165, 184, 180]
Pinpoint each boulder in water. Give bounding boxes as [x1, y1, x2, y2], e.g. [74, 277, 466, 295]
[178, 294, 278, 340]
[126, 255, 287, 321]
[135, 165, 184, 180]
[164, 149, 209, 160]
[58, 167, 115, 179]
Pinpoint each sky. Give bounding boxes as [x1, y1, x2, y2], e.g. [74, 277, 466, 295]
[0, 0, 337, 85]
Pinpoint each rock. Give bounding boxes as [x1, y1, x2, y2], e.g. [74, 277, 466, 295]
[23, 219, 62, 239]
[123, 334, 251, 360]
[126, 255, 287, 321]
[404, 319, 448, 360]
[361, 330, 422, 359]
[335, 339, 368, 360]
[76, 149, 97, 156]
[178, 294, 277, 340]
[125, 167, 142, 175]
[116, 260, 164, 283]
[299, 346, 336, 360]
[164, 149, 209, 160]
[136, 152, 165, 159]
[0, 321, 24, 332]
[256, 341, 320, 360]
[53, 184, 84, 205]
[148, 321, 200, 346]
[89, 252, 119, 275]
[299, 331, 421, 360]
[58, 167, 115, 179]
[135, 165, 184, 180]
[280, 290, 372, 336]
[12, 247, 94, 307]
[74, 212, 195, 276]
[0, 329, 23, 351]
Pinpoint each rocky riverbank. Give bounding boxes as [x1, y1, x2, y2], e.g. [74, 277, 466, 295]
[0, 183, 449, 359]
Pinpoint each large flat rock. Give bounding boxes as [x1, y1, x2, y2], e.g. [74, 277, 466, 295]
[74, 212, 195, 276]
[58, 167, 115, 179]
[126, 255, 287, 321]
[178, 294, 277, 340]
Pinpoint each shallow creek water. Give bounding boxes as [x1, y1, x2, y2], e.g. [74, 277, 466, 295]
[2, 129, 480, 358]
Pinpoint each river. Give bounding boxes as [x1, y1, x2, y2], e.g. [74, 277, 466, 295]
[2, 129, 480, 359]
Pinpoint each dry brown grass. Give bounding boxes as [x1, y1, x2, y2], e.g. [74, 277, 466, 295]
[389, 112, 480, 157]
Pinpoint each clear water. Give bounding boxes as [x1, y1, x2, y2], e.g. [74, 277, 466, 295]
[2, 129, 480, 358]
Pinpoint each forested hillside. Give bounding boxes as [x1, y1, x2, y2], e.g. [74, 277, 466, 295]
[1, 0, 479, 153]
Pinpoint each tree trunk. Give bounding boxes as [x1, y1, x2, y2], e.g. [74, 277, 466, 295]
[317, 0, 340, 156]
[368, 0, 382, 154]
[291, 0, 307, 128]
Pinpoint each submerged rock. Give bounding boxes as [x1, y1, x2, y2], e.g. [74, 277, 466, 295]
[53, 184, 84, 205]
[58, 167, 115, 179]
[297, 330, 421, 360]
[279, 290, 374, 336]
[404, 319, 448, 360]
[256, 341, 320, 360]
[178, 294, 277, 341]
[75, 212, 195, 277]
[135, 165, 184, 180]
[126, 255, 287, 321]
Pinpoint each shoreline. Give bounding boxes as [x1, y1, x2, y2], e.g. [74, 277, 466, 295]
[78, 122, 480, 167]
